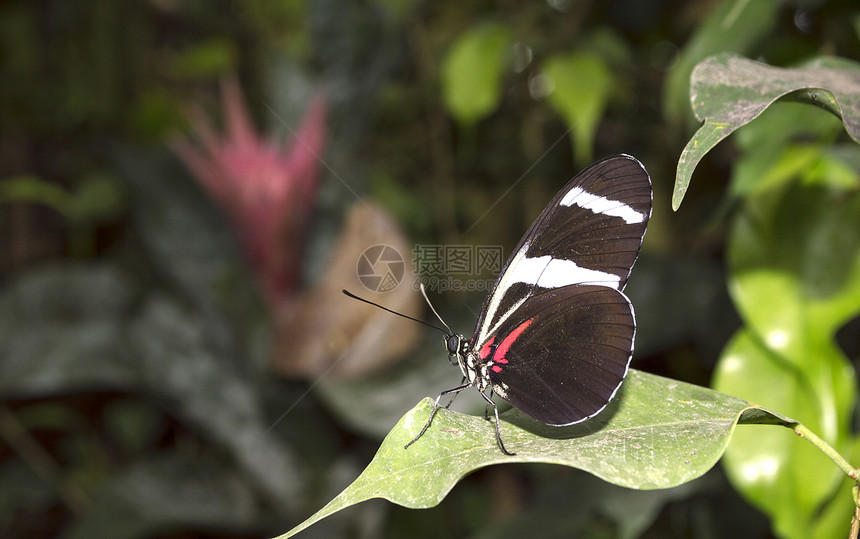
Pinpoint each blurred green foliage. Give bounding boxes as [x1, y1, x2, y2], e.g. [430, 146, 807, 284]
[708, 68, 860, 538]
[1, 1, 859, 538]
[541, 51, 614, 164]
[442, 23, 513, 127]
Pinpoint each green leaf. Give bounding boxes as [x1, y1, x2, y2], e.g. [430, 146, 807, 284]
[0, 175, 74, 215]
[68, 173, 125, 222]
[733, 102, 843, 155]
[729, 184, 860, 347]
[542, 52, 613, 165]
[0, 264, 302, 511]
[0, 173, 123, 222]
[714, 331, 849, 539]
[277, 370, 781, 538]
[731, 143, 850, 199]
[663, 0, 779, 128]
[441, 23, 512, 126]
[673, 54, 860, 210]
[728, 101, 847, 198]
[713, 183, 860, 538]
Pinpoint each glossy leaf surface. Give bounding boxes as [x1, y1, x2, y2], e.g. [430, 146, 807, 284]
[278, 370, 785, 538]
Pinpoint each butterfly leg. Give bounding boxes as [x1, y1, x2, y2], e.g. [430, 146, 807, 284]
[478, 390, 515, 456]
[443, 377, 467, 409]
[404, 382, 471, 450]
[483, 388, 495, 421]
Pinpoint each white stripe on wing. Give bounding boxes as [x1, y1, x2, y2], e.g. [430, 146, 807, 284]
[476, 246, 619, 344]
[560, 186, 646, 224]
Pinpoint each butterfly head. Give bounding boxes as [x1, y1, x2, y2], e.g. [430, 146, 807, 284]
[445, 333, 466, 365]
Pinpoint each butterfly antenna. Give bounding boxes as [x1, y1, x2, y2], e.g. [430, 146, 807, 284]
[418, 283, 454, 336]
[342, 289, 449, 335]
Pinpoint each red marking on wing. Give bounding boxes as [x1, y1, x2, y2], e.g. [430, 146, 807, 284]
[494, 319, 533, 364]
[479, 336, 496, 360]
[492, 365, 503, 373]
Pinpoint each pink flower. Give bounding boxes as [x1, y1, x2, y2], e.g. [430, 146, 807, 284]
[171, 78, 326, 311]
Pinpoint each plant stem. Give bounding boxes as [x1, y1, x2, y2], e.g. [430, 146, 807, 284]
[790, 423, 859, 539]
[849, 490, 859, 539]
[792, 423, 856, 478]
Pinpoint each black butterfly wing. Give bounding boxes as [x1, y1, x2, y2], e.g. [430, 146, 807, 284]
[481, 285, 635, 425]
[472, 155, 651, 347]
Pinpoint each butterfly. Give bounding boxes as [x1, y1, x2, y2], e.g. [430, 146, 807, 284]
[405, 154, 652, 455]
